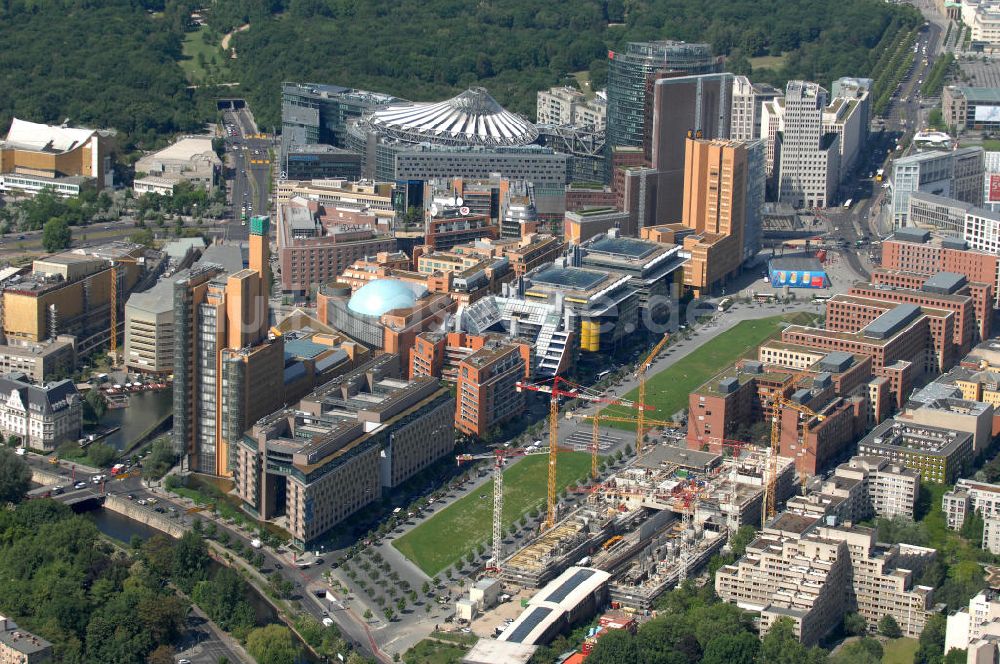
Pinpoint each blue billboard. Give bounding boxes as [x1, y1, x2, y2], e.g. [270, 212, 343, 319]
[769, 267, 828, 289]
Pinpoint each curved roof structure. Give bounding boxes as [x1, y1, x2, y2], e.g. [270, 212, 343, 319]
[3, 118, 97, 153]
[348, 279, 426, 317]
[363, 87, 538, 147]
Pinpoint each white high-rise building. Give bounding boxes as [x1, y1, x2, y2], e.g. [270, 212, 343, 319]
[731, 76, 783, 142]
[777, 81, 841, 209]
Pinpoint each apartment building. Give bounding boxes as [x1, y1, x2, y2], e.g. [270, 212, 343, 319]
[880, 228, 1000, 308]
[871, 268, 994, 342]
[898, 397, 993, 457]
[276, 202, 395, 296]
[536, 86, 607, 130]
[850, 275, 984, 349]
[786, 455, 919, 523]
[454, 342, 529, 438]
[945, 589, 1000, 659]
[781, 312, 926, 404]
[0, 615, 52, 663]
[857, 419, 973, 484]
[0, 337, 76, 384]
[715, 515, 937, 644]
[824, 296, 956, 376]
[943, 479, 1000, 545]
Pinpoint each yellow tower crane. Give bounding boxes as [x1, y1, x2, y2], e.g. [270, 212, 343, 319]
[517, 377, 648, 529]
[568, 412, 683, 479]
[762, 396, 824, 527]
[634, 332, 670, 454]
[109, 256, 142, 360]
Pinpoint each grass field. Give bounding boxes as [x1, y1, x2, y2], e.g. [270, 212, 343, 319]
[983, 139, 1000, 152]
[402, 638, 468, 664]
[882, 637, 918, 663]
[393, 452, 593, 576]
[179, 25, 225, 82]
[602, 312, 818, 427]
[749, 53, 788, 70]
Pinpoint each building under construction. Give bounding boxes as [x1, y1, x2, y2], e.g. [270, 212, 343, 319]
[497, 441, 799, 608]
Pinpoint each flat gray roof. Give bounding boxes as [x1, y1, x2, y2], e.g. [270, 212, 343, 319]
[862, 303, 921, 340]
[892, 227, 930, 243]
[922, 272, 967, 295]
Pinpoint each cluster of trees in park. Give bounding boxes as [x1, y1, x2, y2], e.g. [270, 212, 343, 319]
[223, 0, 920, 129]
[0, 500, 188, 663]
[922, 53, 956, 97]
[0, 0, 217, 150]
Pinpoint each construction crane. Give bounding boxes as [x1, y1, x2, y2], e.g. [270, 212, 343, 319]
[569, 413, 683, 480]
[109, 256, 143, 359]
[633, 332, 670, 454]
[762, 396, 824, 527]
[516, 376, 649, 529]
[455, 447, 550, 572]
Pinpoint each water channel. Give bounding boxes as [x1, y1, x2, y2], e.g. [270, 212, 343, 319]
[88, 508, 321, 663]
[99, 389, 173, 451]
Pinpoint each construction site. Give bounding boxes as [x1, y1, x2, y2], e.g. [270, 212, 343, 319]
[492, 441, 798, 607]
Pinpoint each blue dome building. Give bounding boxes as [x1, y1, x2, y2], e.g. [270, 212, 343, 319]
[347, 279, 423, 317]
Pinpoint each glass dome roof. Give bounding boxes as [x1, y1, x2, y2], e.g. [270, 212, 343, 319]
[347, 279, 421, 317]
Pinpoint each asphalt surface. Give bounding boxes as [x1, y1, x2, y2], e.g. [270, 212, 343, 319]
[224, 108, 273, 243]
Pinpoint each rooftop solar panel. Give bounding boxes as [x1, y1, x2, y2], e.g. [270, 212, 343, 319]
[506, 606, 554, 643]
[543, 568, 596, 604]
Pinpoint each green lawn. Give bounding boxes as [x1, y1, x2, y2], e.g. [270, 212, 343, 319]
[402, 638, 468, 664]
[983, 139, 1000, 152]
[749, 53, 788, 70]
[179, 25, 226, 82]
[602, 312, 818, 427]
[393, 452, 593, 576]
[882, 637, 918, 664]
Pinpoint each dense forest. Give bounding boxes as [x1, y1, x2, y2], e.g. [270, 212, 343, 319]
[0, 0, 217, 149]
[0, 0, 921, 144]
[222, 0, 922, 128]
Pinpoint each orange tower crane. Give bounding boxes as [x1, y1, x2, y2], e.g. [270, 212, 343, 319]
[516, 376, 649, 529]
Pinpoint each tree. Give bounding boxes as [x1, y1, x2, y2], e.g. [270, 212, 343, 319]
[83, 388, 108, 424]
[759, 617, 814, 664]
[729, 526, 757, 557]
[86, 442, 116, 468]
[586, 629, 639, 663]
[363, 609, 373, 621]
[915, 613, 947, 664]
[383, 607, 395, 622]
[843, 611, 868, 637]
[42, 218, 72, 252]
[147, 645, 176, 664]
[961, 508, 985, 544]
[421, 581, 430, 595]
[246, 625, 300, 664]
[700, 631, 759, 664]
[130, 228, 155, 247]
[831, 638, 883, 664]
[172, 531, 209, 593]
[878, 614, 902, 639]
[0, 447, 31, 504]
[396, 597, 406, 613]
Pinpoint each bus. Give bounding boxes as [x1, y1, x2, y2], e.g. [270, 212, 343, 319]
[717, 297, 733, 312]
[843, 198, 853, 209]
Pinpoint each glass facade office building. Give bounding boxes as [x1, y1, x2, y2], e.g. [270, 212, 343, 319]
[606, 41, 721, 152]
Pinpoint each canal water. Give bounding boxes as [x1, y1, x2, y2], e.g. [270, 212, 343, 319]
[100, 389, 173, 451]
[89, 509, 320, 663]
